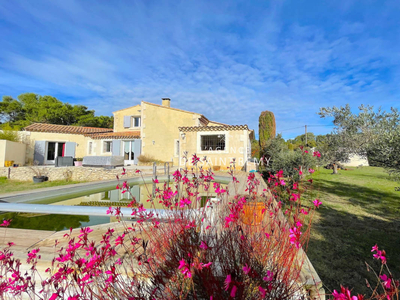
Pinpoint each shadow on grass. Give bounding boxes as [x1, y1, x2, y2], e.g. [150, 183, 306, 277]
[307, 199, 400, 296]
[312, 179, 400, 218]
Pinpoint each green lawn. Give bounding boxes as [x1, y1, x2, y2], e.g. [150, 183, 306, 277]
[304, 166, 400, 295]
[0, 177, 84, 195]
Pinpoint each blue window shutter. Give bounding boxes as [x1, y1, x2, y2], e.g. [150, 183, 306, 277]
[123, 116, 130, 128]
[65, 142, 76, 157]
[34, 141, 46, 165]
[133, 139, 142, 164]
[112, 140, 121, 156]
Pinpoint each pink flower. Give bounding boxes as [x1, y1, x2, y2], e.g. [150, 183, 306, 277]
[304, 150, 309, 154]
[299, 170, 303, 176]
[371, 244, 379, 252]
[121, 167, 126, 175]
[263, 270, 273, 282]
[224, 274, 232, 291]
[380, 274, 392, 289]
[153, 179, 159, 183]
[280, 179, 286, 186]
[49, 293, 58, 300]
[230, 285, 237, 297]
[313, 199, 322, 208]
[106, 207, 114, 215]
[243, 264, 251, 275]
[308, 168, 315, 174]
[313, 151, 321, 157]
[289, 227, 302, 248]
[0, 219, 11, 227]
[178, 259, 192, 278]
[199, 241, 208, 250]
[259, 286, 266, 297]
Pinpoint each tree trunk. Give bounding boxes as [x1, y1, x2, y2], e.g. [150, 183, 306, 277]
[332, 163, 338, 174]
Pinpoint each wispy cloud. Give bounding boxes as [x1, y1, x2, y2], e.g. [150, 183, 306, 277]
[0, 0, 399, 138]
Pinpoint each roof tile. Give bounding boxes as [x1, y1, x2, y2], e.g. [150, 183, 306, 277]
[24, 123, 113, 135]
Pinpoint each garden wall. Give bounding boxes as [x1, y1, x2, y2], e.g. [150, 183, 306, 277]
[0, 166, 144, 182]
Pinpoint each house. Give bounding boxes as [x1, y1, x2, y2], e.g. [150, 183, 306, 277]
[15, 98, 253, 169]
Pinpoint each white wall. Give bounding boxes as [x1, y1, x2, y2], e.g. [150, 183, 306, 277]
[341, 154, 369, 167]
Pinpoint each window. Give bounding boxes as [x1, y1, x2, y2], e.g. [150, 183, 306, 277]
[201, 134, 225, 151]
[88, 142, 93, 155]
[131, 116, 141, 127]
[174, 139, 180, 157]
[103, 141, 112, 153]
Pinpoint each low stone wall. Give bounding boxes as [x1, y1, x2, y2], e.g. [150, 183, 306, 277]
[0, 166, 143, 182]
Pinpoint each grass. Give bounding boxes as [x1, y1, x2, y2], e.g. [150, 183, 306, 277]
[0, 177, 84, 195]
[304, 166, 400, 295]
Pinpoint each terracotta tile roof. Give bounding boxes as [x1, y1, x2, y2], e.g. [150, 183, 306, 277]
[24, 123, 113, 135]
[179, 125, 249, 132]
[85, 131, 141, 140]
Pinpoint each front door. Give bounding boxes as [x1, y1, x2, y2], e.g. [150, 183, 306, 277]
[123, 141, 135, 165]
[45, 142, 65, 164]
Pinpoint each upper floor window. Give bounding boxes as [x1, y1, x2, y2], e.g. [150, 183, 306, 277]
[201, 134, 225, 151]
[132, 116, 141, 127]
[123, 115, 141, 128]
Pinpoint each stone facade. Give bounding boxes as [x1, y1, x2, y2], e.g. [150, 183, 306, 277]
[0, 166, 142, 182]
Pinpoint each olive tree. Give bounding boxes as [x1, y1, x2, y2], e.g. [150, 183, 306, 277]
[318, 104, 400, 175]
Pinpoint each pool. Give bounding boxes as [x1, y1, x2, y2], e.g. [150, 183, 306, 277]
[1, 177, 224, 231]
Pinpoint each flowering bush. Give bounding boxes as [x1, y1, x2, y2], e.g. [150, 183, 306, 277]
[0, 152, 396, 299]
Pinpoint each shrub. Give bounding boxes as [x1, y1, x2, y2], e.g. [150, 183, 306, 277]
[0, 154, 320, 299]
[137, 154, 165, 164]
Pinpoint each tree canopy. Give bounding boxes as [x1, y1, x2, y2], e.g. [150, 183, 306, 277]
[0, 93, 113, 128]
[318, 104, 400, 176]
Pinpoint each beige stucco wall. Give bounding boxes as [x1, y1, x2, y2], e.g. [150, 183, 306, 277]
[0, 140, 26, 167]
[85, 139, 113, 157]
[180, 130, 250, 170]
[113, 105, 142, 132]
[141, 102, 201, 165]
[22, 132, 89, 163]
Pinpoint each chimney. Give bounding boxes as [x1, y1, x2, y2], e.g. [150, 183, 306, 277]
[162, 98, 171, 108]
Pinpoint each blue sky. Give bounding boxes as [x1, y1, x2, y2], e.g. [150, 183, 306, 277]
[0, 0, 399, 139]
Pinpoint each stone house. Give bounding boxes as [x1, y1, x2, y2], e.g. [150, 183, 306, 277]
[4, 98, 253, 169]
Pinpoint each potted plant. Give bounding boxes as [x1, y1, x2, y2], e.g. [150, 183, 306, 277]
[29, 161, 48, 183]
[74, 157, 83, 167]
[240, 194, 266, 226]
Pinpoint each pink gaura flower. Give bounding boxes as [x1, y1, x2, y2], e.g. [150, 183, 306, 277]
[308, 168, 315, 174]
[380, 274, 392, 289]
[289, 226, 302, 248]
[280, 179, 286, 186]
[263, 270, 274, 282]
[178, 259, 192, 278]
[371, 244, 379, 252]
[106, 207, 114, 215]
[332, 286, 364, 300]
[153, 179, 159, 183]
[0, 219, 12, 227]
[313, 151, 321, 157]
[243, 264, 251, 275]
[199, 241, 208, 250]
[224, 274, 232, 291]
[49, 293, 58, 300]
[313, 199, 322, 208]
[230, 285, 237, 297]
[259, 286, 266, 297]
